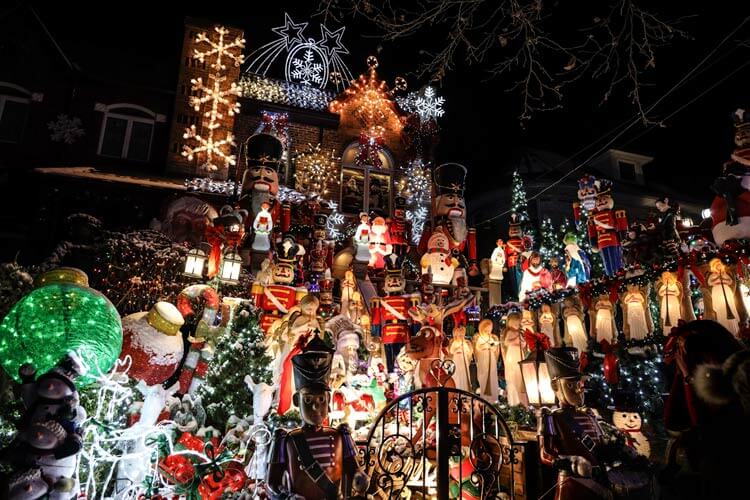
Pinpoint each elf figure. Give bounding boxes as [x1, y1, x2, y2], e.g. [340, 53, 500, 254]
[266, 335, 369, 499]
[353, 212, 371, 263]
[711, 108, 750, 245]
[252, 201, 273, 252]
[518, 251, 552, 303]
[505, 213, 526, 300]
[251, 235, 307, 334]
[563, 232, 591, 286]
[371, 254, 421, 373]
[575, 175, 628, 277]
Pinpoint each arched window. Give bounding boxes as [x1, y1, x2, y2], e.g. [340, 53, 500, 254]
[339, 142, 394, 215]
[96, 103, 163, 161]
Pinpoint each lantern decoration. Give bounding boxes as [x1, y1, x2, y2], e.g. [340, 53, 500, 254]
[520, 346, 556, 407]
[219, 250, 243, 284]
[0, 267, 122, 386]
[293, 143, 340, 196]
[184, 246, 209, 279]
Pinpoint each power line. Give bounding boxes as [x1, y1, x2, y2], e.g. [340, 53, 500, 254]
[476, 16, 750, 227]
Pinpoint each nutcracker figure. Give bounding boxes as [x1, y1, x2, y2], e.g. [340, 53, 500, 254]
[505, 213, 526, 300]
[418, 163, 479, 277]
[371, 254, 421, 373]
[267, 335, 369, 500]
[538, 348, 650, 500]
[319, 269, 336, 318]
[239, 133, 284, 228]
[574, 176, 628, 277]
[388, 195, 411, 255]
[251, 235, 307, 334]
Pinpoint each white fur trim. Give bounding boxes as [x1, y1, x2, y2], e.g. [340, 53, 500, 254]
[712, 217, 750, 245]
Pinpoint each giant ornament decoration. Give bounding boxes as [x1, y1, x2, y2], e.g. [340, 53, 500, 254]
[0, 267, 122, 386]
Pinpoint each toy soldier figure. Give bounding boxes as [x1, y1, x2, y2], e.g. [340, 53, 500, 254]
[370, 254, 421, 373]
[388, 195, 411, 256]
[267, 335, 369, 500]
[538, 348, 650, 500]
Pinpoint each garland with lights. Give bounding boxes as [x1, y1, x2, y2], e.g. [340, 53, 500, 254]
[240, 74, 334, 111]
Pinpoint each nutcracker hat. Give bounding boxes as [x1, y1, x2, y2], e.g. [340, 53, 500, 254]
[595, 178, 613, 197]
[244, 133, 284, 170]
[395, 195, 407, 209]
[275, 234, 301, 266]
[384, 253, 405, 278]
[577, 175, 597, 200]
[212, 205, 247, 229]
[433, 163, 467, 197]
[314, 213, 328, 228]
[292, 334, 335, 392]
[545, 347, 582, 380]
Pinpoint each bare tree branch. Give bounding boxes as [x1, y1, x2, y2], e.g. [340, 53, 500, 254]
[316, 0, 690, 122]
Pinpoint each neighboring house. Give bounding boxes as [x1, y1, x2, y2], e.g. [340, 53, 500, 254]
[470, 148, 710, 258]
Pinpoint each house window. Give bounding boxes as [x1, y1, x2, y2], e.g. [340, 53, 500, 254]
[340, 142, 394, 215]
[0, 95, 29, 143]
[618, 160, 636, 181]
[96, 104, 156, 161]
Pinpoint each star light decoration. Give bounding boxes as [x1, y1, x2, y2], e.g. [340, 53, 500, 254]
[244, 13, 352, 91]
[293, 143, 340, 197]
[396, 159, 432, 205]
[182, 26, 245, 174]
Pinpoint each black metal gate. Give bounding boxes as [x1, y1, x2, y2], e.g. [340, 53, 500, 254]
[361, 386, 519, 499]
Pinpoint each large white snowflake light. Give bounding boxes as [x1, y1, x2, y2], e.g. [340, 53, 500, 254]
[414, 87, 445, 120]
[182, 26, 245, 174]
[291, 48, 325, 85]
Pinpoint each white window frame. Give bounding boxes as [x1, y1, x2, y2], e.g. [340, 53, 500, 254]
[0, 82, 35, 144]
[339, 142, 395, 215]
[95, 103, 164, 161]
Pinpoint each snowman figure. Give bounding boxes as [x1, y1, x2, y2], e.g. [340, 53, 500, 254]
[420, 232, 459, 286]
[611, 391, 651, 458]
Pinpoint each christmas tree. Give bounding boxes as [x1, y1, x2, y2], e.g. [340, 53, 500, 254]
[511, 170, 536, 243]
[199, 301, 273, 427]
[539, 217, 558, 262]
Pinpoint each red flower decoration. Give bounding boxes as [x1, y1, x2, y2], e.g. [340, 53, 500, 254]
[523, 329, 551, 352]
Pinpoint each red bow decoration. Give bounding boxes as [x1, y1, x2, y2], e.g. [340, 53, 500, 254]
[176, 432, 206, 453]
[356, 131, 385, 167]
[524, 329, 551, 352]
[599, 339, 620, 385]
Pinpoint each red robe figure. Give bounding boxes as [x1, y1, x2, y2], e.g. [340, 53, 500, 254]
[388, 195, 411, 256]
[251, 235, 307, 334]
[574, 176, 627, 277]
[419, 163, 478, 277]
[549, 256, 568, 290]
[370, 254, 421, 373]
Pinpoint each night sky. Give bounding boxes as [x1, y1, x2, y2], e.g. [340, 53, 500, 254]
[29, 1, 750, 210]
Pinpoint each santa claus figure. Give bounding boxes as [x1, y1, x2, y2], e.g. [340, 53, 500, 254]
[574, 175, 628, 277]
[711, 109, 750, 245]
[252, 201, 273, 252]
[371, 254, 421, 372]
[518, 252, 552, 302]
[419, 163, 479, 277]
[420, 232, 458, 286]
[239, 133, 284, 230]
[368, 216, 393, 269]
[250, 235, 307, 334]
[353, 212, 371, 263]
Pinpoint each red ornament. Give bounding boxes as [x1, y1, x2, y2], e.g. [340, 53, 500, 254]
[159, 454, 195, 485]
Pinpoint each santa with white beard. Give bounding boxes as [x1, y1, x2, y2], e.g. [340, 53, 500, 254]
[419, 163, 479, 278]
[239, 133, 284, 233]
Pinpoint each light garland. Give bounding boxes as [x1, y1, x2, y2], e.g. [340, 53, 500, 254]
[293, 143, 340, 197]
[239, 74, 334, 111]
[182, 26, 245, 174]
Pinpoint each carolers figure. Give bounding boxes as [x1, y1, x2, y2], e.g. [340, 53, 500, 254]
[475, 319, 501, 404]
[487, 239, 505, 306]
[267, 335, 369, 500]
[252, 201, 273, 252]
[353, 213, 371, 263]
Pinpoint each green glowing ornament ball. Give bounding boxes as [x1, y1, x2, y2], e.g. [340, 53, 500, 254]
[0, 267, 123, 386]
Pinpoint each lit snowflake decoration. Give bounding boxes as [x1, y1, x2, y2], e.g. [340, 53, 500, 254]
[409, 206, 429, 245]
[415, 87, 445, 120]
[325, 201, 345, 240]
[245, 13, 352, 91]
[48, 114, 85, 144]
[291, 48, 325, 86]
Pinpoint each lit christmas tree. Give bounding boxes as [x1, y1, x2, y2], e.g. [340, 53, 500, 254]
[539, 217, 559, 262]
[510, 169, 536, 242]
[199, 301, 272, 427]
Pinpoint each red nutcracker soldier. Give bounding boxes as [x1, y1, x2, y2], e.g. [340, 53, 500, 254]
[505, 213, 526, 300]
[251, 235, 307, 334]
[419, 163, 479, 277]
[371, 254, 421, 373]
[574, 176, 628, 277]
[388, 195, 411, 256]
[239, 133, 286, 232]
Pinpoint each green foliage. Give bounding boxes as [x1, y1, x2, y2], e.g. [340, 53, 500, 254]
[539, 217, 559, 262]
[200, 302, 273, 428]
